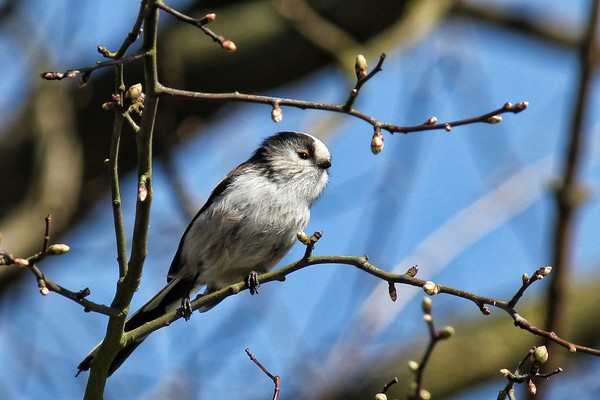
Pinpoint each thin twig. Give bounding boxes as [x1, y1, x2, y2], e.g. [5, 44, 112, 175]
[25, 264, 120, 316]
[382, 377, 399, 394]
[155, 0, 235, 51]
[498, 346, 563, 399]
[408, 298, 453, 399]
[42, 215, 52, 254]
[100, 0, 146, 59]
[106, 64, 129, 279]
[344, 53, 387, 110]
[245, 348, 280, 400]
[0, 217, 119, 316]
[507, 266, 552, 308]
[40, 52, 145, 82]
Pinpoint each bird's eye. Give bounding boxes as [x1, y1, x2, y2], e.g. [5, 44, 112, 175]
[297, 150, 310, 160]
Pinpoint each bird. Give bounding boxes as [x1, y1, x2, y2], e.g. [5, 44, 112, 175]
[77, 131, 332, 376]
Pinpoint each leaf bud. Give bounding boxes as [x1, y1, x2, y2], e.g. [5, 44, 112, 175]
[97, 45, 111, 57]
[531, 345, 549, 365]
[424, 116, 437, 125]
[221, 40, 237, 52]
[296, 231, 310, 245]
[439, 326, 455, 339]
[201, 13, 216, 24]
[355, 54, 368, 79]
[371, 130, 384, 154]
[47, 244, 70, 255]
[422, 297, 432, 313]
[125, 83, 143, 101]
[388, 282, 397, 302]
[408, 360, 419, 372]
[14, 258, 30, 267]
[138, 184, 148, 202]
[271, 104, 283, 123]
[309, 231, 323, 243]
[499, 368, 511, 377]
[422, 281, 439, 296]
[102, 102, 116, 111]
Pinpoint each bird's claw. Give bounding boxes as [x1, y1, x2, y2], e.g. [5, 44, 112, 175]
[180, 296, 193, 321]
[246, 271, 260, 295]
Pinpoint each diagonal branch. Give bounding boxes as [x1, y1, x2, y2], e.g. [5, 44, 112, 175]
[155, 0, 236, 51]
[24, 263, 120, 317]
[121, 254, 600, 357]
[245, 348, 281, 400]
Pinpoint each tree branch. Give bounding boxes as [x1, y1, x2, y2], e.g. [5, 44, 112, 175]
[121, 254, 600, 358]
[245, 348, 280, 400]
[158, 84, 528, 135]
[0, 217, 119, 317]
[155, 0, 236, 51]
[407, 298, 454, 400]
[84, 1, 161, 398]
[40, 52, 145, 85]
[542, 0, 600, 373]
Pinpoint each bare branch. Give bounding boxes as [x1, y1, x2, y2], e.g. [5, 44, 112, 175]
[543, 0, 600, 371]
[507, 266, 552, 308]
[407, 298, 454, 400]
[344, 53, 387, 110]
[155, 1, 236, 51]
[100, 0, 146, 59]
[498, 346, 563, 399]
[25, 263, 119, 316]
[40, 52, 145, 84]
[158, 84, 528, 135]
[245, 348, 280, 400]
[121, 253, 600, 358]
[0, 216, 119, 316]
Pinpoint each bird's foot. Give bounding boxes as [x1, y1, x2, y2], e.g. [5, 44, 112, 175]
[246, 271, 260, 295]
[180, 296, 193, 321]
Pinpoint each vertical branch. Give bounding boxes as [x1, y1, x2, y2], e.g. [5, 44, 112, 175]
[110, 65, 128, 279]
[84, 2, 160, 398]
[122, 0, 159, 299]
[543, 0, 599, 376]
[84, 65, 130, 400]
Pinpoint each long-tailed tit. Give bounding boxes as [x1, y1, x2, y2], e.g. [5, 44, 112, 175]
[77, 131, 331, 376]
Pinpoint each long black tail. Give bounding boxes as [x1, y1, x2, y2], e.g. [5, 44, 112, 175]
[77, 276, 199, 376]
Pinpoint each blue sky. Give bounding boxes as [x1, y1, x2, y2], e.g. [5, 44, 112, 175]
[0, 1, 599, 399]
